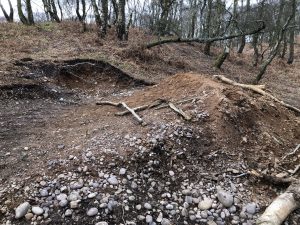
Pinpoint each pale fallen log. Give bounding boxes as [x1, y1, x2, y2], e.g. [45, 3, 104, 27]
[120, 102, 143, 124]
[115, 99, 165, 116]
[155, 97, 199, 110]
[96, 101, 143, 124]
[256, 180, 300, 225]
[214, 75, 300, 114]
[168, 102, 191, 121]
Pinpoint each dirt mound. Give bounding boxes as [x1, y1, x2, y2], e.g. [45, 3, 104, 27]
[122, 73, 300, 172]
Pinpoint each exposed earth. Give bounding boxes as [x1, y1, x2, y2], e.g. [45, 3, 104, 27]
[0, 23, 299, 225]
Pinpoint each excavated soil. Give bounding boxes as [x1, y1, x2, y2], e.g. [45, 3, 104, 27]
[0, 60, 299, 225]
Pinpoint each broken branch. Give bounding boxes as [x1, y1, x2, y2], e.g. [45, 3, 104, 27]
[214, 75, 300, 114]
[168, 102, 191, 121]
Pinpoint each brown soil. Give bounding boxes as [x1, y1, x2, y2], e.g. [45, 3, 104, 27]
[0, 22, 300, 224]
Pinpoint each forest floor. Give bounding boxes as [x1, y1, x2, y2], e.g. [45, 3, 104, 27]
[0, 22, 299, 225]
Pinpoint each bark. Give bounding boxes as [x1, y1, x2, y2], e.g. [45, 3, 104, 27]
[116, 0, 126, 40]
[146, 21, 265, 48]
[0, 0, 13, 22]
[91, 0, 102, 36]
[76, 0, 87, 32]
[101, 0, 108, 37]
[111, 0, 118, 25]
[257, 180, 300, 225]
[214, 46, 230, 69]
[17, 0, 29, 24]
[26, 0, 34, 25]
[57, 0, 63, 21]
[255, 15, 293, 83]
[203, 0, 212, 55]
[237, 0, 250, 53]
[287, 0, 296, 64]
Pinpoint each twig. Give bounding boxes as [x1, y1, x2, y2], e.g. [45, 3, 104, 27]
[155, 97, 199, 110]
[61, 62, 96, 68]
[96, 101, 144, 124]
[282, 144, 300, 161]
[168, 102, 191, 121]
[249, 169, 297, 185]
[120, 102, 143, 124]
[289, 165, 300, 176]
[115, 99, 166, 116]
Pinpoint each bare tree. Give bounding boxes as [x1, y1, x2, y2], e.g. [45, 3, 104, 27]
[0, 0, 14, 22]
[287, 0, 296, 64]
[42, 0, 61, 22]
[17, 0, 34, 25]
[76, 0, 87, 32]
[117, 0, 126, 40]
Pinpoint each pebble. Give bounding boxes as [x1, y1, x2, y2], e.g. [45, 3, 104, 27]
[95, 222, 109, 225]
[146, 215, 153, 223]
[32, 206, 44, 215]
[87, 207, 98, 216]
[198, 198, 213, 210]
[25, 213, 33, 220]
[15, 202, 30, 219]
[144, 203, 152, 209]
[65, 209, 72, 216]
[245, 203, 256, 214]
[59, 199, 68, 207]
[70, 200, 80, 209]
[161, 218, 171, 225]
[119, 168, 127, 175]
[156, 212, 163, 222]
[166, 204, 174, 210]
[108, 176, 119, 185]
[40, 189, 48, 197]
[169, 171, 175, 176]
[217, 188, 234, 207]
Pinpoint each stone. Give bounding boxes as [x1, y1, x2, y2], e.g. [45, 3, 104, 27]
[166, 204, 174, 210]
[65, 209, 72, 216]
[59, 200, 68, 207]
[15, 202, 30, 219]
[70, 200, 80, 209]
[146, 215, 153, 223]
[88, 193, 97, 198]
[40, 189, 48, 197]
[198, 198, 213, 210]
[156, 212, 163, 222]
[119, 168, 127, 175]
[169, 171, 175, 176]
[207, 221, 217, 225]
[161, 218, 171, 225]
[144, 203, 152, 209]
[25, 213, 34, 220]
[108, 176, 119, 185]
[95, 222, 109, 225]
[245, 203, 256, 214]
[217, 188, 233, 207]
[32, 206, 44, 215]
[87, 207, 98, 216]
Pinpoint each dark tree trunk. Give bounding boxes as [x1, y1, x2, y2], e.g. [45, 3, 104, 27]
[116, 0, 126, 40]
[26, 0, 34, 25]
[91, 0, 102, 36]
[76, 0, 87, 32]
[111, 0, 118, 25]
[101, 0, 108, 37]
[287, 0, 296, 64]
[214, 46, 230, 69]
[17, 0, 29, 25]
[203, 0, 212, 55]
[0, 0, 13, 22]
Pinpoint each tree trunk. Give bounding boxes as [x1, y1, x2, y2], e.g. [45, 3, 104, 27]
[111, 0, 118, 25]
[287, 0, 296, 64]
[57, 0, 63, 21]
[76, 0, 87, 32]
[0, 1, 13, 22]
[26, 0, 34, 25]
[214, 46, 230, 69]
[17, 0, 29, 25]
[91, 0, 102, 36]
[255, 15, 293, 83]
[101, 0, 108, 37]
[238, 0, 250, 53]
[203, 0, 212, 55]
[116, 0, 126, 40]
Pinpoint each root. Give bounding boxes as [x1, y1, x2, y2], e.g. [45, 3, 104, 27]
[214, 75, 300, 114]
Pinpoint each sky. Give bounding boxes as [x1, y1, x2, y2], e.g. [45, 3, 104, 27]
[0, 0, 261, 20]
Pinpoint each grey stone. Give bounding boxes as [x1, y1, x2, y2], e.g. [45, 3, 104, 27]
[245, 203, 256, 214]
[15, 202, 30, 219]
[65, 209, 72, 216]
[144, 203, 152, 209]
[95, 222, 108, 225]
[198, 198, 213, 210]
[119, 168, 127, 175]
[146, 215, 153, 223]
[108, 176, 119, 185]
[40, 189, 48, 197]
[87, 207, 98, 216]
[32, 206, 44, 215]
[217, 189, 233, 207]
[161, 218, 171, 225]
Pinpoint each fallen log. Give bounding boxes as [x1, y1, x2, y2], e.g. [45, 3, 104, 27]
[155, 97, 200, 110]
[214, 75, 300, 114]
[168, 102, 191, 121]
[96, 101, 143, 124]
[256, 180, 300, 225]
